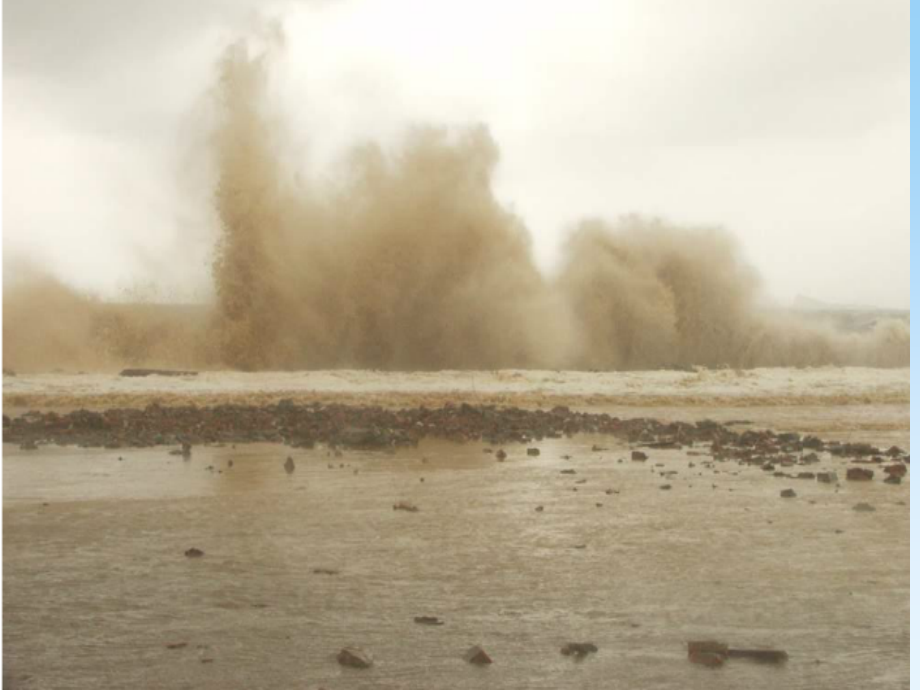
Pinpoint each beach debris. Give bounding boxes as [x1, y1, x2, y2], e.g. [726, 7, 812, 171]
[337, 647, 373, 669]
[463, 645, 493, 665]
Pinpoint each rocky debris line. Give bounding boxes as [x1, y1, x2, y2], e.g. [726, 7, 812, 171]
[119, 369, 198, 377]
[688, 641, 787, 668]
[3, 404, 905, 472]
[337, 647, 373, 669]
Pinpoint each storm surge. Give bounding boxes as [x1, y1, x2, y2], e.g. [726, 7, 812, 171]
[2, 36, 909, 373]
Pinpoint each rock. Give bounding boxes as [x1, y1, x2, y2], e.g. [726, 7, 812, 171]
[561, 642, 598, 657]
[19, 440, 38, 451]
[689, 652, 725, 668]
[727, 649, 789, 664]
[284, 457, 295, 474]
[313, 568, 339, 576]
[688, 641, 729, 656]
[184, 548, 205, 558]
[631, 451, 649, 462]
[165, 642, 188, 650]
[884, 475, 902, 485]
[846, 468, 874, 481]
[853, 502, 876, 513]
[337, 647, 373, 669]
[393, 501, 419, 513]
[414, 616, 444, 626]
[780, 489, 797, 499]
[795, 472, 816, 480]
[816, 472, 838, 484]
[527, 448, 541, 457]
[560, 469, 577, 475]
[496, 450, 507, 462]
[463, 645, 493, 665]
[660, 484, 672, 491]
[884, 464, 907, 478]
[535, 506, 545, 513]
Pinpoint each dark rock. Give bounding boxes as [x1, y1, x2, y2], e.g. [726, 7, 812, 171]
[560, 469, 577, 475]
[393, 501, 419, 513]
[496, 450, 507, 462]
[632, 451, 649, 462]
[853, 502, 876, 513]
[414, 616, 444, 626]
[660, 484, 672, 491]
[561, 642, 598, 657]
[337, 647, 373, 669]
[527, 448, 541, 457]
[463, 645, 493, 665]
[780, 489, 797, 499]
[184, 548, 205, 558]
[816, 472, 838, 484]
[884, 475, 902, 485]
[313, 568, 339, 575]
[846, 468, 874, 481]
[884, 464, 907, 478]
[284, 456, 295, 474]
[727, 649, 789, 664]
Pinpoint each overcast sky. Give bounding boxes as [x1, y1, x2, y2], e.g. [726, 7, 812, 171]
[3, 0, 910, 308]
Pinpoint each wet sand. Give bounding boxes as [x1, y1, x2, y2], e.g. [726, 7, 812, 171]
[2, 370, 910, 689]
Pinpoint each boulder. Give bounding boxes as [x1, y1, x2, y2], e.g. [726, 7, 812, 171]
[816, 472, 838, 484]
[780, 489, 797, 499]
[184, 548, 205, 558]
[846, 468, 874, 481]
[632, 451, 649, 462]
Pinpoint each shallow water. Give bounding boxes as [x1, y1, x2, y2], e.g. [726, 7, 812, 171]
[3, 414, 909, 689]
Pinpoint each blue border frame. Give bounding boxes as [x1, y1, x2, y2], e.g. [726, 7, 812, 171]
[910, 0, 915, 682]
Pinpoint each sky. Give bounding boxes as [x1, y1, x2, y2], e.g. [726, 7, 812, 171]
[3, 0, 910, 308]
